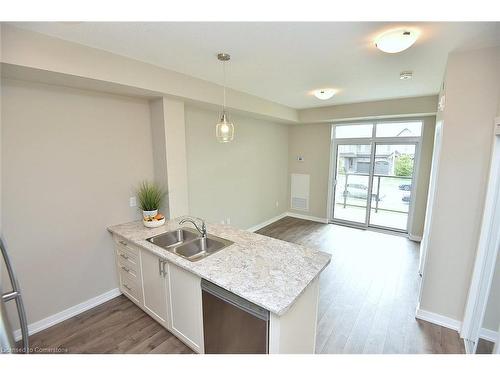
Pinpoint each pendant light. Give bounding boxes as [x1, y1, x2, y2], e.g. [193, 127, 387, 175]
[215, 53, 235, 143]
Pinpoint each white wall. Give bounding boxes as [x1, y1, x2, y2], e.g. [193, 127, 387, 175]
[299, 95, 438, 123]
[419, 46, 500, 322]
[1, 79, 154, 329]
[184, 105, 289, 230]
[411, 117, 436, 238]
[482, 102, 500, 333]
[1, 24, 298, 123]
[288, 123, 331, 219]
[150, 97, 190, 218]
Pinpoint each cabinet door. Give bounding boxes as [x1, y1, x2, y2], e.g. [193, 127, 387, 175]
[168, 262, 204, 353]
[140, 249, 169, 326]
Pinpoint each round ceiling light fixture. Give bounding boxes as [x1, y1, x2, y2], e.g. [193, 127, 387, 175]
[313, 89, 336, 100]
[375, 28, 419, 54]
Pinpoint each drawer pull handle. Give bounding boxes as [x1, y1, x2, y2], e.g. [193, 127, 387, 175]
[123, 284, 132, 292]
[121, 266, 131, 273]
[119, 253, 129, 260]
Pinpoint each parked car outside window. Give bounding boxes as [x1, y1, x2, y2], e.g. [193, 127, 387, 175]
[399, 183, 412, 191]
[343, 183, 385, 201]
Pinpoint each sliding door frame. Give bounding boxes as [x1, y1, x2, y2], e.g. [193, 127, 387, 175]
[328, 120, 423, 234]
[330, 139, 373, 228]
[367, 140, 420, 233]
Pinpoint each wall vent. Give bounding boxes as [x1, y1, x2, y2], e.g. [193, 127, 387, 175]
[290, 173, 310, 211]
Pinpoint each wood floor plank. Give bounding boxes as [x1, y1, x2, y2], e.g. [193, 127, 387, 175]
[258, 217, 466, 354]
[27, 295, 193, 354]
[79, 314, 155, 353]
[476, 338, 494, 354]
[29, 296, 131, 349]
[125, 329, 172, 354]
[112, 319, 171, 353]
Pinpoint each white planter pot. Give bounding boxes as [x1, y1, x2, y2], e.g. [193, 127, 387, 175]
[142, 209, 158, 219]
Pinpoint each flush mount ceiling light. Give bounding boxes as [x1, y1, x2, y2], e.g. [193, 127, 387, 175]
[313, 89, 336, 100]
[400, 71, 413, 80]
[375, 29, 419, 54]
[215, 52, 234, 143]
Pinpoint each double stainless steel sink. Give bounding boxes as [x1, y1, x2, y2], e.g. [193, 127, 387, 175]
[146, 228, 233, 262]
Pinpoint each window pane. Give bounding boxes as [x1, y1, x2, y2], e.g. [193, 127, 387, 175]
[335, 124, 373, 138]
[334, 144, 372, 224]
[369, 144, 416, 230]
[375, 122, 422, 137]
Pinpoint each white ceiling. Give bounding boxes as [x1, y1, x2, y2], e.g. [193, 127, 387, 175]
[10, 22, 500, 109]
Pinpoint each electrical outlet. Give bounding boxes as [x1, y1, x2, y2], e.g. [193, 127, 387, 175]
[129, 196, 137, 207]
[275, 201, 279, 208]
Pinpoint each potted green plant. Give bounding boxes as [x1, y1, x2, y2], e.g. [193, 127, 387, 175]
[136, 181, 167, 226]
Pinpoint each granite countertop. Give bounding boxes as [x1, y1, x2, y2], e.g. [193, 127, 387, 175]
[107, 217, 331, 316]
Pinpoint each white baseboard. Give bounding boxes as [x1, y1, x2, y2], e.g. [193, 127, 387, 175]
[416, 307, 498, 350]
[479, 327, 498, 343]
[408, 234, 423, 242]
[14, 288, 121, 341]
[247, 212, 288, 232]
[285, 212, 329, 224]
[415, 306, 462, 332]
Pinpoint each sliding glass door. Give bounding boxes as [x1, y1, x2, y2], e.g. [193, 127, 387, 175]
[368, 143, 416, 231]
[333, 143, 372, 225]
[331, 121, 422, 233]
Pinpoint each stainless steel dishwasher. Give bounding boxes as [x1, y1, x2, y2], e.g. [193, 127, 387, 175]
[201, 279, 269, 354]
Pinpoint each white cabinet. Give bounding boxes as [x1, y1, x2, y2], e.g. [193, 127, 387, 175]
[115, 239, 143, 306]
[167, 262, 204, 353]
[140, 249, 170, 327]
[113, 235, 203, 353]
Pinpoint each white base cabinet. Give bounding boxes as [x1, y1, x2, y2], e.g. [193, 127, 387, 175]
[140, 248, 170, 328]
[268, 277, 319, 354]
[113, 235, 204, 353]
[167, 262, 204, 353]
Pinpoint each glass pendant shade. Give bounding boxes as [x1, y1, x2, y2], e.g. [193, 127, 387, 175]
[216, 112, 234, 143]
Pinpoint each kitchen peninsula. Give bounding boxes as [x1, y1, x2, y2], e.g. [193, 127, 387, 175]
[108, 217, 331, 354]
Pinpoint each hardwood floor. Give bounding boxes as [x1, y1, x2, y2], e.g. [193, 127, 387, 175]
[256, 216, 466, 354]
[27, 295, 193, 354]
[476, 338, 495, 354]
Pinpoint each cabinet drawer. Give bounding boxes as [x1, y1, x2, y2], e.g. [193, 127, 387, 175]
[118, 257, 140, 280]
[116, 245, 139, 268]
[114, 236, 140, 256]
[120, 270, 142, 304]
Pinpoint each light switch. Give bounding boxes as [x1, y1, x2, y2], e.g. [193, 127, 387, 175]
[129, 196, 137, 207]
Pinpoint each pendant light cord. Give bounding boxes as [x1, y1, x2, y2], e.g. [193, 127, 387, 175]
[222, 60, 226, 111]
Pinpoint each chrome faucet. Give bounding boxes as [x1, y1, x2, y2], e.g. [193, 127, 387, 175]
[179, 217, 207, 239]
